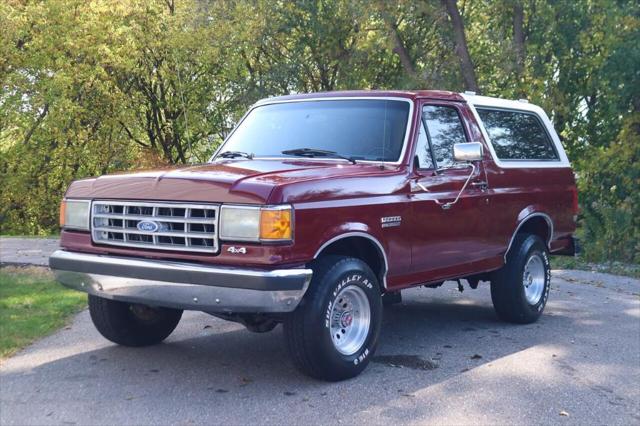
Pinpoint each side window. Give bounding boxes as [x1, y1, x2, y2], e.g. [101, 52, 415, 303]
[476, 108, 559, 161]
[422, 105, 468, 168]
[415, 120, 435, 169]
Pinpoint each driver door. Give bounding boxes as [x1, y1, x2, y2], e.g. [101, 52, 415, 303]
[409, 101, 493, 281]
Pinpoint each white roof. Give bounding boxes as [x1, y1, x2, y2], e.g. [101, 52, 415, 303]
[460, 92, 548, 117]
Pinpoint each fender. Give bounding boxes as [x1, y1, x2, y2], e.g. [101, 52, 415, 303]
[504, 211, 554, 260]
[314, 230, 389, 289]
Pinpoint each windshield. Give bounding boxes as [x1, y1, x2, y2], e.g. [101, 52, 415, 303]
[216, 99, 411, 162]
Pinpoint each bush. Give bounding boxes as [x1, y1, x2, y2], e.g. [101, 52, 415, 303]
[577, 114, 640, 264]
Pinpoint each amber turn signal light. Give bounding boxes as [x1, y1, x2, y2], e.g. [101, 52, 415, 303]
[59, 200, 66, 227]
[260, 208, 292, 240]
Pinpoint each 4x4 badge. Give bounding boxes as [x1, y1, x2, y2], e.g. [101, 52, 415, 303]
[227, 246, 247, 254]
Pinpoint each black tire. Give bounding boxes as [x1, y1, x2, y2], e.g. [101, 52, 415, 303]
[283, 255, 383, 381]
[490, 234, 551, 324]
[88, 295, 183, 347]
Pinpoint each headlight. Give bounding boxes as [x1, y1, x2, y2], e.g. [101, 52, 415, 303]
[220, 205, 292, 242]
[219, 206, 261, 241]
[59, 199, 91, 230]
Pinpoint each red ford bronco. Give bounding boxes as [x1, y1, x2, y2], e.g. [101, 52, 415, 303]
[50, 90, 578, 381]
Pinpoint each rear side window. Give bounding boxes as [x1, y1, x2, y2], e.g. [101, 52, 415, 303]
[476, 108, 558, 161]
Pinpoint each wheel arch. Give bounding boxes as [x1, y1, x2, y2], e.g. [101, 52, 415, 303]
[314, 232, 389, 291]
[505, 212, 553, 260]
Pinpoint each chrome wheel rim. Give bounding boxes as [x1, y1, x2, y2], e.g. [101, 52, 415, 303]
[330, 286, 371, 355]
[523, 253, 545, 305]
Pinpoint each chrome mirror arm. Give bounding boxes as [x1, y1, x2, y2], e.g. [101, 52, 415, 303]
[435, 162, 476, 210]
[416, 182, 430, 192]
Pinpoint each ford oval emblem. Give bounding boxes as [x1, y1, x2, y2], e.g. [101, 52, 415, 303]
[137, 220, 159, 232]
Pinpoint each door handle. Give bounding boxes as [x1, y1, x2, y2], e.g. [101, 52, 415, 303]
[471, 180, 488, 191]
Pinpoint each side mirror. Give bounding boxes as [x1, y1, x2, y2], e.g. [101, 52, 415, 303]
[453, 142, 483, 162]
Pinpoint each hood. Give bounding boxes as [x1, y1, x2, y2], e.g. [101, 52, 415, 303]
[65, 159, 402, 204]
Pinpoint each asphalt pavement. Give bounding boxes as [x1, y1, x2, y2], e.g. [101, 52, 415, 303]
[0, 237, 59, 266]
[1, 238, 639, 425]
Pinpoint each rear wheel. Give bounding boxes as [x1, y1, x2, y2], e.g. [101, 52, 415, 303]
[88, 295, 182, 346]
[490, 234, 551, 324]
[283, 255, 382, 381]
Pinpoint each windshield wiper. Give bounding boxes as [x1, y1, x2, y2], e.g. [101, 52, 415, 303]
[218, 151, 254, 160]
[282, 148, 356, 164]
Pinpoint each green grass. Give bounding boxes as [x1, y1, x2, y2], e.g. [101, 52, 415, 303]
[551, 256, 640, 279]
[0, 266, 86, 359]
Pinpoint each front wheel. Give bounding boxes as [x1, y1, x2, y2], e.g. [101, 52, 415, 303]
[88, 295, 183, 346]
[283, 255, 382, 381]
[490, 234, 551, 324]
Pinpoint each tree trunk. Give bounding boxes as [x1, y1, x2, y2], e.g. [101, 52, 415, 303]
[21, 104, 49, 145]
[378, 2, 420, 82]
[442, 0, 480, 93]
[387, 21, 419, 80]
[513, 1, 526, 93]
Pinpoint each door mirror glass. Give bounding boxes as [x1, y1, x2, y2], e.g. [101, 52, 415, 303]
[453, 142, 483, 162]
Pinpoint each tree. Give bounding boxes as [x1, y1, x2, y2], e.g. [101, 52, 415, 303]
[442, 0, 480, 92]
[1, 0, 638, 263]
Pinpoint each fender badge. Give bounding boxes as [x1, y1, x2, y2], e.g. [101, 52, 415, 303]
[381, 216, 402, 228]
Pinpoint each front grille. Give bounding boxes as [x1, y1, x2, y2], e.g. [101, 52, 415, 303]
[91, 201, 219, 253]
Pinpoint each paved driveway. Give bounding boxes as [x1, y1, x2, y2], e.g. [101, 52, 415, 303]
[0, 237, 59, 266]
[1, 255, 638, 425]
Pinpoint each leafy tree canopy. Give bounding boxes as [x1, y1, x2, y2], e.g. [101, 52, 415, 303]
[1, 0, 638, 262]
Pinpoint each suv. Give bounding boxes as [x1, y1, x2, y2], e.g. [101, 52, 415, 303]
[50, 90, 578, 381]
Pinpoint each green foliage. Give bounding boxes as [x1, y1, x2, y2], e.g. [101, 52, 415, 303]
[0, 0, 638, 263]
[577, 114, 640, 263]
[0, 267, 86, 358]
[551, 255, 640, 278]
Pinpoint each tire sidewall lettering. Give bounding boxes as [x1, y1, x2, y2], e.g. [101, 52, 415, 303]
[354, 348, 370, 365]
[525, 247, 551, 313]
[537, 249, 551, 312]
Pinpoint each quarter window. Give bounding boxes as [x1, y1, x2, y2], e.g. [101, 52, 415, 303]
[476, 108, 559, 161]
[415, 120, 435, 169]
[422, 105, 468, 168]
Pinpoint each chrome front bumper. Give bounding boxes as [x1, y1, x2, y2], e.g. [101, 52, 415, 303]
[49, 250, 312, 313]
